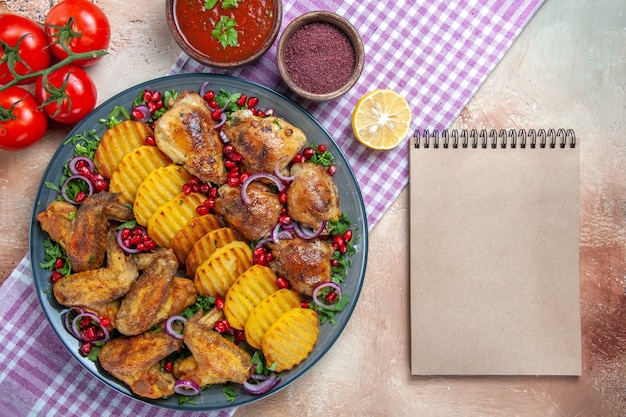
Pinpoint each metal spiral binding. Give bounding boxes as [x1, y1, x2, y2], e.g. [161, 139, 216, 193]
[412, 128, 576, 149]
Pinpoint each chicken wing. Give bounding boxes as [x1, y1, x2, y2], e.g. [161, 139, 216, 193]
[116, 248, 197, 336]
[37, 192, 134, 272]
[269, 236, 334, 296]
[154, 91, 227, 185]
[222, 110, 307, 175]
[287, 162, 341, 229]
[214, 182, 282, 241]
[174, 309, 252, 386]
[53, 229, 139, 312]
[98, 329, 183, 399]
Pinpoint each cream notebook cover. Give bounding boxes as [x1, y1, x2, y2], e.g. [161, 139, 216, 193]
[409, 130, 581, 375]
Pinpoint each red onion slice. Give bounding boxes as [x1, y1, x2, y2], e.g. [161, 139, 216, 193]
[165, 315, 187, 340]
[240, 173, 285, 205]
[61, 174, 93, 204]
[312, 281, 343, 310]
[274, 161, 294, 182]
[293, 220, 326, 240]
[214, 112, 227, 129]
[243, 374, 280, 395]
[71, 311, 110, 342]
[131, 105, 151, 123]
[116, 228, 140, 254]
[68, 156, 95, 176]
[174, 379, 201, 396]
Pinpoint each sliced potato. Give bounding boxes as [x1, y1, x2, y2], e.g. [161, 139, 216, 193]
[147, 191, 205, 248]
[133, 164, 193, 226]
[171, 214, 224, 265]
[244, 288, 301, 349]
[194, 241, 253, 298]
[262, 307, 319, 372]
[186, 227, 240, 277]
[94, 120, 152, 178]
[223, 265, 279, 330]
[109, 145, 171, 205]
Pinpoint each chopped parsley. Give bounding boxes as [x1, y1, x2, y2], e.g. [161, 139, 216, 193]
[212, 16, 239, 49]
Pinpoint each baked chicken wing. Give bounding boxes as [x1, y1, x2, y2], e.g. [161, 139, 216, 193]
[269, 236, 334, 296]
[287, 162, 341, 229]
[222, 110, 307, 175]
[98, 329, 183, 399]
[154, 91, 227, 184]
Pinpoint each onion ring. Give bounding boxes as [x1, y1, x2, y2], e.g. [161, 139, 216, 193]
[240, 173, 285, 205]
[116, 228, 140, 254]
[131, 104, 151, 123]
[68, 156, 95, 176]
[312, 281, 343, 310]
[165, 315, 187, 340]
[293, 220, 326, 240]
[61, 174, 93, 204]
[242, 373, 280, 395]
[174, 379, 201, 396]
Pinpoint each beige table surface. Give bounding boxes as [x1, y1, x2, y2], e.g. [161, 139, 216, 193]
[1, 1, 624, 416]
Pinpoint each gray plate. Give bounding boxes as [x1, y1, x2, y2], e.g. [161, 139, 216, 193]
[29, 73, 368, 410]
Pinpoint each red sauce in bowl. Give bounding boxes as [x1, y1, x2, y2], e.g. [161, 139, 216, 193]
[173, 0, 277, 64]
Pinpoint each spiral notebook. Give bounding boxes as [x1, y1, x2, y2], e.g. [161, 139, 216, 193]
[409, 129, 581, 376]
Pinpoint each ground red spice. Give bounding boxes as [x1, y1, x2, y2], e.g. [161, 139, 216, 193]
[283, 22, 356, 95]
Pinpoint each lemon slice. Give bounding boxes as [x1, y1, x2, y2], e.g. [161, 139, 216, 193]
[351, 89, 412, 150]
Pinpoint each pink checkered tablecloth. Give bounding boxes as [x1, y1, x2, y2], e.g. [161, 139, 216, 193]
[0, 1, 544, 416]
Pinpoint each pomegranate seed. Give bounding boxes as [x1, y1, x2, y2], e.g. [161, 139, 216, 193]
[276, 277, 290, 289]
[333, 235, 345, 247]
[154, 99, 164, 111]
[143, 90, 152, 102]
[150, 91, 162, 102]
[343, 230, 353, 242]
[145, 135, 156, 146]
[203, 90, 215, 101]
[189, 177, 201, 185]
[279, 215, 291, 225]
[223, 144, 235, 155]
[302, 147, 315, 160]
[75, 191, 87, 203]
[266, 252, 274, 262]
[237, 95, 247, 107]
[254, 252, 267, 265]
[293, 154, 304, 163]
[100, 317, 111, 327]
[326, 291, 338, 303]
[301, 301, 310, 308]
[215, 297, 225, 309]
[209, 187, 219, 198]
[196, 205, 209, 215]
[327, 164, 337, 176]
[95, 179, 108, 192]
[247, 96, 259, 108]
[256, 110, 266, 118]
[211, 109, 222, 121]
[229, 152, 243, 162]
[339, 243, 347, 254]
[279, 191, 288, 204]
[227, 176, 241, 187]
[80, 317, 91, 328]
[331, 259, 339, 267]
[182, 184, 192, 195]
[200, 183, 210, 194]
[239, 172, 250, 183]
[203, 198, 215, 209]
[136, 243, 147, 251]
[80, 342, 92, 356]
[54, 257, 65, 269]
[148, 101, 157, 114]
[224, 160, 237, 170]
[132, 108, 145, 120]
[51, 271, 63, 282]
[163, 360, 174, 373]
[317, 144, 327, 153]
[235, 330, 245, 341]
[121, 228, 131, 239]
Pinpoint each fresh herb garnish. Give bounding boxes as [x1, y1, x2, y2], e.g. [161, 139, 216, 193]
[203, 0, 219, 8]
[212, 16, 239, 49]
[222, 0, 242, 8]
[40, 238, 72, 275]
[308, 144, 335, 168]
[100, 105, 130, 128]
[223, 386, 237, 403]
[182, 295, 217, 319]
[309, 292, 351, 325]
[63, 129, 101, 160]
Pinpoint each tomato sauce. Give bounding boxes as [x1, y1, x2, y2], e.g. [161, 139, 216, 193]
[174, 0, 276, 63]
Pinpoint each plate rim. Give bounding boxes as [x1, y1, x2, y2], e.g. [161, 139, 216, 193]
[28, 73, 368, 411]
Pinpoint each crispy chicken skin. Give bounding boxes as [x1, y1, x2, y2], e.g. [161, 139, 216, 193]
[287, 162, 341, 229]
[269, 236, 334, 296]
[37, 192, 134, 272]
[53, 229, 139, 312]
[116, 248, 197, 336]
[214, 182, 282, 241]
[222, 110, 307, 175]
[174, 309, 252, 386]
[98, 329, 183, 399]
[154, 91, 227, 184]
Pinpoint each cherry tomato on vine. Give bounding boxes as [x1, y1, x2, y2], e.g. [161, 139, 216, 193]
[0, 86, 48, 151]
[0, 13, 51, 85]
[45, 0, 111, 67]
[36, 65, 97, 124]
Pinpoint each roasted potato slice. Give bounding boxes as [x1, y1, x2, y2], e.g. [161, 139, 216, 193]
[171, 214, 224, 265]
[147, 191, 205, 248]
[109, 145, 172, 205]
[262, 307, 319, 372]
[186, 227, 240, 277]
[244, 288, 301, 349]
[94, 120, 153, 178]
[194, 241, 253, 298]
[223, 265, 280, 330]
[133, 164, 193, 226]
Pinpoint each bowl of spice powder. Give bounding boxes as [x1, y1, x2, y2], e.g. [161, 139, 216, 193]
[277, 11, 364, 101]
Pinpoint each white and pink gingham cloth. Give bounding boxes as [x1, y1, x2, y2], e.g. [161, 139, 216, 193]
[1, 1, 544, 415]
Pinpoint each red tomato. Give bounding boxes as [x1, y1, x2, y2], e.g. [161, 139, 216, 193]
[0, 86, 48, 150]
[36, 65, 97, 124]
[0, 13, 51, 85]
[45, 0, 111, 67]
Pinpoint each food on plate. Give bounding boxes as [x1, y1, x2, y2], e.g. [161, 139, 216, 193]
[108, 145, 172, 205]
[262, 307, 319, 372]
[244, 288, 301, 349]
[222, 109, 307, 175]
[154, 91, 227, 184]
[185, 227, 240, 277]
[175, 308, 252, 386]
[0, 86, 48, 150]
[351, 88, 412, 150]
[35, 64, 98, 124]
[99, 329, 183, 399]
[214, 182, 282, 241]
[194, 240, 253, 297]
[52, 229, 138, 320]
[223, 264, 280, 330]
[287, 162, 341, 229]
[44, 0, 111, 67]
[116, 248, 196, 336]
[36, 81, 359, 405]
[133, 164, 193, 226]
[94, 120, 153, 178]
[268, 236, 334, 296]
[146, 191, 206, 248]
[37, 192, 133, 272]
[170, 214, 224, 265]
